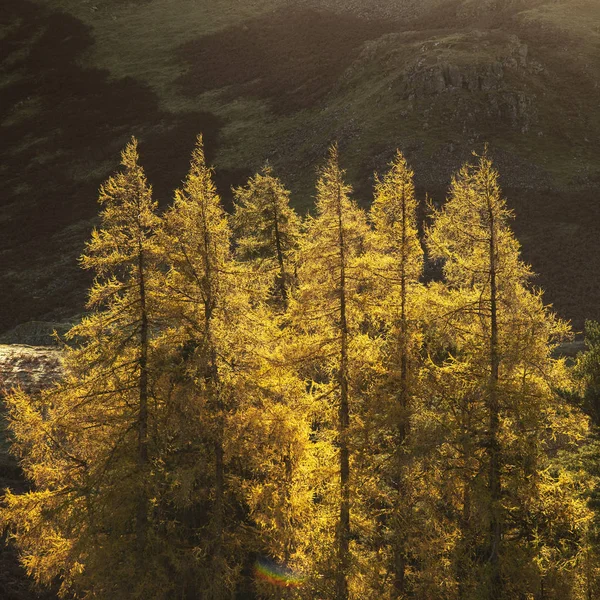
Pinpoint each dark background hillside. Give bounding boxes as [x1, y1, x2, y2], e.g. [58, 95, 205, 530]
[1, 0, 599, 336]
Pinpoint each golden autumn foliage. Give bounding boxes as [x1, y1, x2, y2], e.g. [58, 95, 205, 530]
[232, 164, 301, 307]
[1, 139, 597, 600]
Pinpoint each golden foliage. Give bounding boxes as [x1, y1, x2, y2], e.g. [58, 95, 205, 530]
[1, 141, 596, 600]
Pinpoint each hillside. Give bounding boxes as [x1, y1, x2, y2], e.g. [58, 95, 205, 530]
[1, 0, 599, 333]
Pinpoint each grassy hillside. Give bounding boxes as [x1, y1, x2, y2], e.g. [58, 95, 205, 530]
[1, 0, 599, 333]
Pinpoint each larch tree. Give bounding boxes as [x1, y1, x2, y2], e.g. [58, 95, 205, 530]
[426, 152, 522, 597]
[230, 165, 306, 584]
[232, 164, 302, 308]
[425, 151, 590, 599]
[1, 138, 169, 598]
[1, 136, 596, 600]
[368, 150, 425, 597]
[157, 134, 248, 597]
[232, 314, 332, 599]
[289, 144, 376, 600]
[157, 136, 314, 598]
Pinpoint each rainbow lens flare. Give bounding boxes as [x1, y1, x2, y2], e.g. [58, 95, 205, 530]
[254, 557, 305, 588]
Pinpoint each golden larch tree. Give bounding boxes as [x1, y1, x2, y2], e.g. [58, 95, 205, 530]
[232, 164, 301, 308]
[1, 138, 169, 598]
[368, 150, 425, 597]
[425, 151, 591, 599]
[289, 144, 376, 600]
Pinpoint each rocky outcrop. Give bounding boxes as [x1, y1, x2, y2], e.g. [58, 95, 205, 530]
[0, 345, 63, 397]
[341, 30, 540, 135]
[397, 34, 538, 133]
[402, 60, 506, 97]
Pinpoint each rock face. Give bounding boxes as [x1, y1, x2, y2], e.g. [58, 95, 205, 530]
[0, 345, 63, 397]
[329, 27, 557, 192]
[358, 31, 540, 134]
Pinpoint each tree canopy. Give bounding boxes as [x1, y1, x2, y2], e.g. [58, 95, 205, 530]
[1, 139, 598, 600]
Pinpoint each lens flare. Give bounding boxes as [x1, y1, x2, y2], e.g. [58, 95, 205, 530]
[253, 557, 305, 588]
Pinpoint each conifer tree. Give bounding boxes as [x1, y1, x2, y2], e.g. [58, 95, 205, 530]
[1, 138, 168, 597]
[426, 151, 590, 599]
[231, 166, 307, 584]
[232, 164, 301, 307]
[290, 144, 374, 599]
[156, 135, 246, 597]
[368, 150, 424, 597]
[157, 136, 314, 598]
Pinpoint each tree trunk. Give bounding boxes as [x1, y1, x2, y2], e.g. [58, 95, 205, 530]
[272, 192, 289, 307]
[336, 181, 350, 600]
[136, 239, 149, 561]
[487, 190, 502, 599]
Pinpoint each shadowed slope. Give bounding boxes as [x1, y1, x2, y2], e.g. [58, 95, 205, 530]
[0, 1, 222, 333]
[178, 8, 396, 112]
